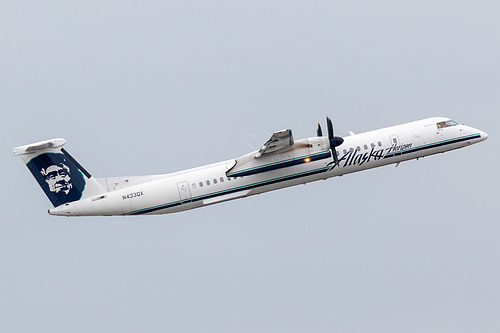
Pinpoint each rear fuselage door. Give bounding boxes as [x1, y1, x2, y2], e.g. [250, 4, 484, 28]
[177, 181, 192, 204]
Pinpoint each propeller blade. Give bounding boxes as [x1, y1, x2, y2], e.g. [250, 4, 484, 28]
[332, 148, 339, 165]
[317, 123, 323, 137]
[324, 116, 344, 166]
[326, 117, 334, 140]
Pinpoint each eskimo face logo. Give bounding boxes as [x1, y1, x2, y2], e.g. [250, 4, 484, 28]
[40, 163, 73, 194]
[27, 152, 86, 207]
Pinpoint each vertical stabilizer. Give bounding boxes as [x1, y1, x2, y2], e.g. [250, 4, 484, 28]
[13, 138, 105, 207]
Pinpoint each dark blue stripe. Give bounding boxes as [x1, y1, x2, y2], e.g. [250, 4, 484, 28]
[227, 151, 331, 177]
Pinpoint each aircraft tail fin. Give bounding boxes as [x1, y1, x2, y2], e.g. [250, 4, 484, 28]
[13, 138, 106, 207]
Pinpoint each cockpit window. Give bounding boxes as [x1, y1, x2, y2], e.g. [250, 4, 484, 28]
[437, 120, 459, 129]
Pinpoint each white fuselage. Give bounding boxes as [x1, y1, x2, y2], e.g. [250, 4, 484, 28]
[49, 117, 487, 216]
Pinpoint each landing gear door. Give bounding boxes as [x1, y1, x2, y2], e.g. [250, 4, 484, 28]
[177, 181, 192, 204]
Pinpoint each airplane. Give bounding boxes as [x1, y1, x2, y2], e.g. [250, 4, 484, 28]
[13, 117, 488, 217]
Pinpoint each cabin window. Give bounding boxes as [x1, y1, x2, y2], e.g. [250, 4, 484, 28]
[213, 178, 217, 184]
[364, 144, 368, 150]
[437, 120, 459, 129]
[392, 138, 397, 144]
[356, 146, 361, 151]
[371, 143, 375, 148]
[192, 183, 196, 189]
[220, 177, 224, 183]
[206, 180, 210, 186]
[199, 182, 203, 187]
[378, 141, 382, 147]
[343, 149, 347, 154]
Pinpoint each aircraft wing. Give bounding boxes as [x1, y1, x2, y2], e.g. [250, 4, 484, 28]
[255, 129, 294, 158]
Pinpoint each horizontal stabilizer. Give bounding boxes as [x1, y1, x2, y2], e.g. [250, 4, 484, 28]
[13, 138, 66, 156]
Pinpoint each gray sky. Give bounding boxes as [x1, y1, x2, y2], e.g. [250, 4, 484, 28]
[1, 1, 499, 332]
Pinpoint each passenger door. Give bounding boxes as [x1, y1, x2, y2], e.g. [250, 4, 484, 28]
[412, 128, 425, 147]
[389, 134, 401, 156]
[177, 181, 192, 204]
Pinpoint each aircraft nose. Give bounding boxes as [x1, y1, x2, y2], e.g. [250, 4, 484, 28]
[479, 130, 489, 141]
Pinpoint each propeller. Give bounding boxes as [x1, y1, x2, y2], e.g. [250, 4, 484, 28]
[317, 123, 323, 137]
[318, 117, 344, 165]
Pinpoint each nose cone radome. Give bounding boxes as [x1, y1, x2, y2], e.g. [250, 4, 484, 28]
[480, 130, 489, 141]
